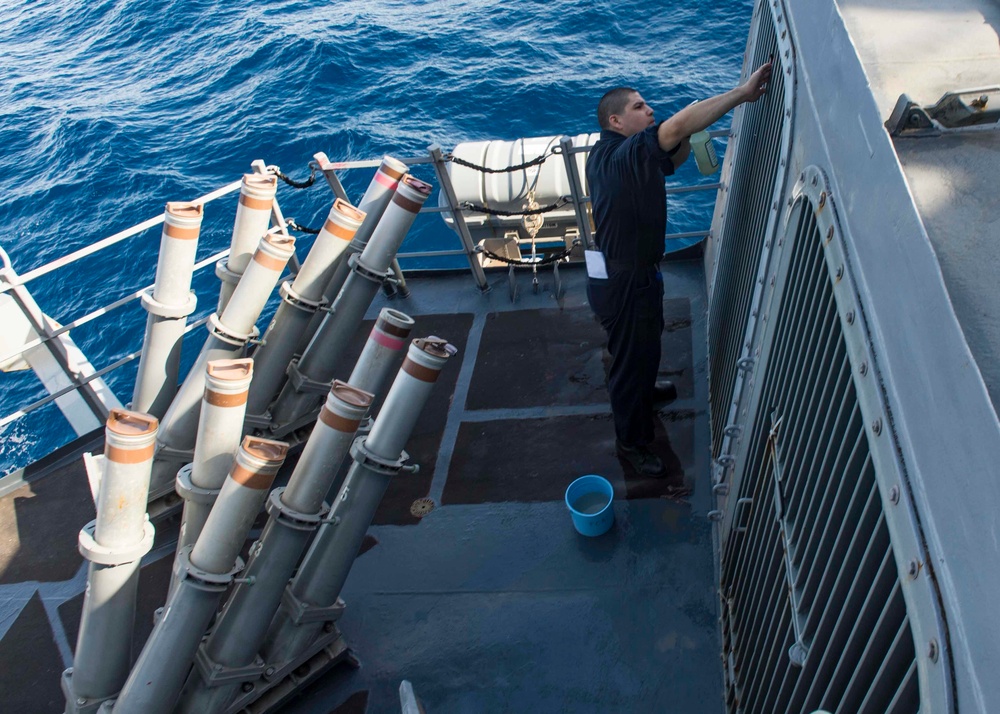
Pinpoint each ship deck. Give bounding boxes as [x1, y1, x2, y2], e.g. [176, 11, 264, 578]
[0, 258, 721, 713]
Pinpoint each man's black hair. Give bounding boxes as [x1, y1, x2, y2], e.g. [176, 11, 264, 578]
[597, 87, 638, 130]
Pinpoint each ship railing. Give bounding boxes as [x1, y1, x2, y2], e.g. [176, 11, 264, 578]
[0, 137, 720, 458]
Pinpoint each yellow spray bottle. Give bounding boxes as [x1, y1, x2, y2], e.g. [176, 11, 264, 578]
[690, 130, 719, 175]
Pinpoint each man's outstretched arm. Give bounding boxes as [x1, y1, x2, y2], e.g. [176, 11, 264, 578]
[658, 61, 773, 155]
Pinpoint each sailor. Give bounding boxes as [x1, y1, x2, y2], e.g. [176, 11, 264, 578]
[587, 61, 772, 476]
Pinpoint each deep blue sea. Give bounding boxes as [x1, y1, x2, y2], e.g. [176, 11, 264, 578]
[0, 0, 753, 475]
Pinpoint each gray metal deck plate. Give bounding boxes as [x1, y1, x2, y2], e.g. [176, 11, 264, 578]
[0, 262, 720, 713]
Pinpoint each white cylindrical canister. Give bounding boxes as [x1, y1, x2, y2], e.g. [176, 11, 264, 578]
[94, 409, 159, 549]
[227, 174, 278, 275]
[191, 358, 254, 490]
[218, 234, 295, 338]
[280, 381, 373, 514]
[154, 202, 203, 306]
[365, 338, 456, 460]
[361, 175, 433, 274]
[190, 436, 287, 574]
[348, 308, 415, 396]
[445, 134, 599, 229]
[291, 198, 365, 302]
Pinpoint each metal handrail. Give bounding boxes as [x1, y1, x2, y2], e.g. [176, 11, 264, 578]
[0, 139, 721, 434]
[1, 179, 244, 294]
[0, 315, 212, 428]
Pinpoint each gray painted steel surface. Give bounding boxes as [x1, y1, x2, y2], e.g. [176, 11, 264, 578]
[707, 0, 1000, 711]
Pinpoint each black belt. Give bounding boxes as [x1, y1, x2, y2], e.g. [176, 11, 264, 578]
[606, 258, 660, 272]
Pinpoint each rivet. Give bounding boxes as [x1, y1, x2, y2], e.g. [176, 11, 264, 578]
[928, 639, 939, 662]
[859, 362, 868, 376]
[265, 666, 276, 677]
[907, 560, 919, 579]
[242, 682, 255, 693]
[826, 226, 834, 243]
[846, 310, 855, 324]
[77, 698, 87, 707]
[811, 175, 818, 186]
[871, 418, 882, 435]
[819, 192, 827, 209]
[889, 485, 900, 504]
[836, 265, 844, 280]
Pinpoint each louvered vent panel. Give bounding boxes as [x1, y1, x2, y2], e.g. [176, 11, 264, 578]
[719, 201, 918, 714]
[708, 4, 787, 456]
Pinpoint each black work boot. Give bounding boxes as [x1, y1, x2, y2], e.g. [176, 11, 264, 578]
[652, 380, 678, 408]
[616, 441, 667, 477]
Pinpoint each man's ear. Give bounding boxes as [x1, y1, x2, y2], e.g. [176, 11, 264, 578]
[608, 114, 622, 130]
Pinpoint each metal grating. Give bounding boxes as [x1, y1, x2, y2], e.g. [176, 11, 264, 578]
[708, 0, 789, 456]
[718, 200, 918, 714]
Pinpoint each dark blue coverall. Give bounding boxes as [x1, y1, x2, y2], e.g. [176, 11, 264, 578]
[586, 123, 678, 448]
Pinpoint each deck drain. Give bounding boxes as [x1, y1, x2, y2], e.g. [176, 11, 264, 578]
[410, 498, 436, 518]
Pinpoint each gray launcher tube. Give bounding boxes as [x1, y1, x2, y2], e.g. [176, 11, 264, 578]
[269, 175, 432, 428]
[132, 203, 202, 418]
[149, 234, 294, 496]
[175, 383, 372, 714]
[247, 199, 365, 416]
[217, 174, 278, 313]
[262, 338, 455, 665]
[170, 359, 253, 597]
[62, 410, 157, 713]
[109, 437, 287, 714]
[298, 155, 408, 353]
[348, 308, 415, 399]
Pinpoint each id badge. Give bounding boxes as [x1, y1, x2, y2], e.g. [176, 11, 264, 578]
[585, 250, 608, 279]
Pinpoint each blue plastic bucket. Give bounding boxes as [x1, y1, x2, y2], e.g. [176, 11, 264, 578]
[565, 475, 615, 536]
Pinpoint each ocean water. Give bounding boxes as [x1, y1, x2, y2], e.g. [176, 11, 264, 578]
[0, 0, 754, 475]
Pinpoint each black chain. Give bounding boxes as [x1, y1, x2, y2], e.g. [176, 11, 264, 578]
[447, 147, 560, 174]
[286, 219, 320, 234]
[460, 198, 569, 216]
[274, 164, 318, 189]
[479, 240, 579, 267]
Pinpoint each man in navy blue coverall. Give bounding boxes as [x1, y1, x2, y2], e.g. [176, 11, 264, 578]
[587, 62, 772, 476]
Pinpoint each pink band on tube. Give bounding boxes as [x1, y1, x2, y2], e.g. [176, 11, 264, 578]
[371, 328, 405, 350]
[374, 171, 399, 190]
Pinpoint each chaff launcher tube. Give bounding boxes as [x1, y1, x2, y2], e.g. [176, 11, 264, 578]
[348, 308, 415, 398]
[299, 155, 407, 353]
[132, 202, 202, 417]
[174, 359, 253, 558]
[110, 437, 287, 714]
[150, 234, 294, 497]
[262, 337, 455, 665]
[218, 174, 278, 312]
[247, 199, 365, 416]
[63, 410, 157, 712]
[270, 175, 432, 428]
[175, 383, 372, 714]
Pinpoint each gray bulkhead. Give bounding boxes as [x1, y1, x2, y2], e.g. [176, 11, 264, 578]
[707, 0, 1000, 711]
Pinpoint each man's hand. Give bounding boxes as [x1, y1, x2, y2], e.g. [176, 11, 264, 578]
[739, 61, 772, 103]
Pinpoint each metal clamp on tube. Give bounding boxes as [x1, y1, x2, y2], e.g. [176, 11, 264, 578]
[261, 336, 456, 669]
[63, 410, 158, 714]
[269, 176, 433, 430]
[150, 234, 294, 499]
[247, 199, 365, 416]
[110, 437, 287, 714]
[174, 383, 371, 714]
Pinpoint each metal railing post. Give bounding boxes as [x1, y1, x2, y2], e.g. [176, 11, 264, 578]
[558, 136, 594, 250]
[427, 144, 489, 292]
